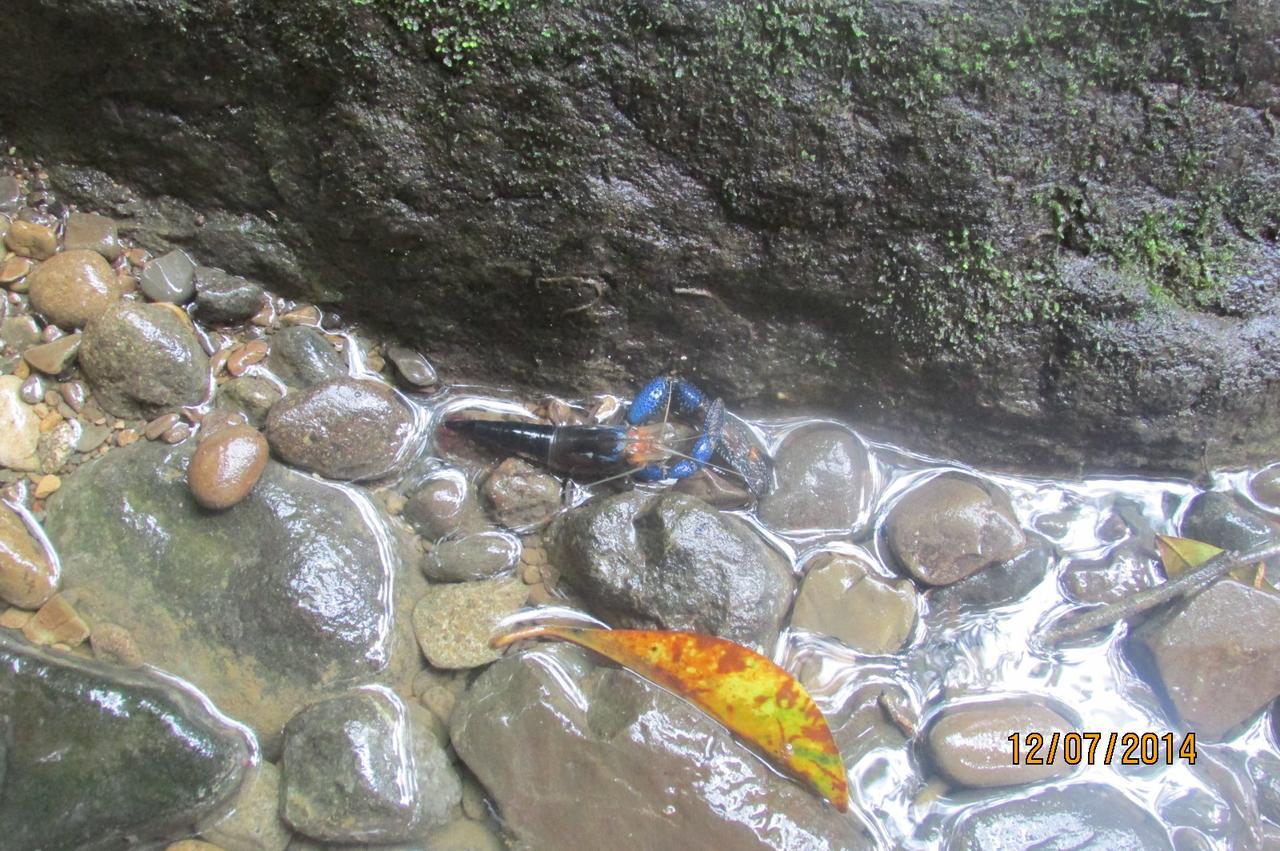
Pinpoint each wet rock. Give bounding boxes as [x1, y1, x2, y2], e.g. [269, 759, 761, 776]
[0, 315, 40, 351]
[19, 374, 43, 404]
[480, 456, 561, 527]
[38, 418, 79, 472]
[91, 622, 144, 667]
[140, 248, 198, 303]
[215, 376, 282, 428]
[21, 592, 89, 646]
[0, 176, 20, 211]
[4, 218, 56, 259]
[0, 501, 55, 608]
[404, 472, 487, 541]
[1181, 491, 1280, 556]
[188, 424, 269, 510]
[76, 421, 112, 453]
[0, 255, 32, 287]
[886, 474, 1027, 586]
[1131, 579, 1280, 740]
[452, 645, 874, 850]
[412, 577, 529, 669]
[926, 698, 1075, 788]
[946, 783, 1172, 850]
[759, 427, 874, 533]
[421, 819, 506, 851]
[195, 266, 264, 324]
[927, 540, 1052, 614]
[80, 301, 210, 417]
[1247, 751, 1280, 827]
[1251, 466, 1280, 512]
[791, 552, 917, 653]
[43, 441, 414, 753]
[63, 211, 121, 261]
[1061, 540, 1162, 605]
[201, 761, 290, 851]
[671, 468, 755, 508]
[424, 532, 520, 582]
[26, 249, 124, 328]
[21, 331, 80, 374]
[830, 684, 912, 768]
[386, 345, 438, 388]
[0, 374, 40, 471]
[549, 491, 794, 651]
[265, 377, 414, 480]
[268, 325, 345, 389]
[0, 632, 251, 850]
[281, 689, 461, 844]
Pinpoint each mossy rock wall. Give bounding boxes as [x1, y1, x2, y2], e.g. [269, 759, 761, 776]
[1, 0, 1277, 473]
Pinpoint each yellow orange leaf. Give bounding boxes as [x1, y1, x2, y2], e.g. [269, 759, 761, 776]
[1157, 534, 1266, 585]
[493, 625, 849, 812]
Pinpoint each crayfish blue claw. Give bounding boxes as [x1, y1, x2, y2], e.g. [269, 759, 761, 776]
[633, 464, 666, 482]
[628, 377, 672, 426]
[672, 379, 707, 416]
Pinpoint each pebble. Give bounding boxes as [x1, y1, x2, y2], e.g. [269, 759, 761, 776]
[758, 426, 875, 533]
[886, 474, 1027, 586]
[791, 552, 918, 653]
[0, 177, 20, 211]
[480, 456, 562, 527]
[19, 374, 43, 404]
[264, 377, 415, 480]
[139, 249, 198, 303]
[225, 339, 268, 376]
[90, 622, 144, 667]
[214, 376, 281, 428]
[33, 474, 59, 499]
[37, 419, 78, 472]
[0, 255, 32, 286]
[145, 412, 181, 440]
[0, 315, 40, 351]
[4, 219, 57, 260]
[193, 266, 265, 324]
[187, 425, 269, 510]
[74, 422, 112, 453]
[39, 323, 63, 343]
[423, 532, 521, 582]
[21, 333, 80, 375]
[411, 577, 530, 669]
[266, 325, 345, 389]
[926, 698, 1075, 787]
[63, 212, 121, 261]
[198, 409, 248, 441]
[200, 759, 291, 851]
[117, 428, 140, 447]
[403, 472, 487, 540]
[59, 380, 86, 411]
[279, 304, 321, 326]
[387, 345, 439, 388]
[21, 593, 90, 646]
[0, 501, 56, 608]
[1251, 465, 1280, 511]
[27, 249, 126, 329]
[125, 247, 151, 267]
[0, 375, 41, 471]
[162, 422, 192, 444]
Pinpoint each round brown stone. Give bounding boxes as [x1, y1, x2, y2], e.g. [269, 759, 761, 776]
[27, 250, 124, 328]
[187, 425, 269, 510]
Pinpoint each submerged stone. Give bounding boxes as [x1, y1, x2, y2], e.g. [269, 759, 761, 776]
[946, 783, 1172, 850]
[27, 249, 124, 329]
[194, 266, 264, 324]
[268, 325, 345, 389]
[42, 441, 416, 753]
[791, 551, 917, 654]
[80, 301, 210, 417]
[281, 689, 460, 844]
[452, 645, 874, 850]
[758, 426, 874, 533]
[0, 501, 55, 609]
[140, 248, 198, 303]
[926, 698, 1076, 788]
[548, 491, 794, 651]
[0, 632, 251, 851]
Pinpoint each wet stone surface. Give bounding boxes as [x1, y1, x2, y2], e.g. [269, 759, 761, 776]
[791, 551, 917, 654]
[404, 472, 488, 541]
[268, 325, 345, 389]
[452, 645, 875, 851]
[423, 531, 520, 582]
[549, 491, 795, 651]
[215, 375, 281, 428]
[0, 632, 251, 851]
[480, 456, 561, 527]
[80, 300, 209, 417]
[926, 698, 1076, 788]
[759, 426, 875, 533]
[42, 441, 415, 753]
[194, 266, 264, 324]
[412, 576, 529, 669]
[63, 211, 121, 261]
[140, 249, 198, 303]
[886, 473, 1027, 586]
[265, 377, 414, 481]
[0, 501, 55, 608]
[281, 689, 460, 844]
[27, 249, 123, 329]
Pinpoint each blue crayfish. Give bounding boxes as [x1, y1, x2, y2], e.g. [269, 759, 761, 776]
[443, 376, 771, 496]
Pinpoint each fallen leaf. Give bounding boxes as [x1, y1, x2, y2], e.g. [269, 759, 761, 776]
[1157, 534, 1267, 586]
[493, 624, 849, 811]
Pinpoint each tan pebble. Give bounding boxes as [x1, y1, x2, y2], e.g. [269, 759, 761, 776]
[33, 474, 59, 499]
[162, 422, 191, 444]
[209, 348, 231, 376]
[366, 354, 386, 372]
[38, 410, 63, 433]
[198, 410, 247, 442]
[125, 247, 151, 267]
[225, 340, 268, 376]
[418, 684, 457, 725]
[166, 841, 225, 851]
[43, 390, 59, 406]
[187, 425, 269, 510]
[539, 564, 560, 588]
[323, 334, 346, 352]
[26, 250, 125, 328]
[153, 301, 194, 329]
[520, 563, 541, 585]
[248, 302, 275, 327]
[0, 607, 34, 629]
[144, 412, 180, 440]
[117, 428, 140, 447]
[31, 402, 49, 417]
[116, 273, 139, 294]
[91, 622, 144, 667]
[22, 594, 90, 647]
[461, 779, 488, 821]
[527, 583, 556, 606]
[280, 304, 321, 326]
[522, 545, 547, 566]
[383, 491, 406, 515]
[112, 419, 124, 429]
[12, 360, 29, 380]
[0, 255, 33, 285]
[5, 220, 58, 260]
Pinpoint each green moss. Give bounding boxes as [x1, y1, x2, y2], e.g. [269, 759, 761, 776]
[351, 0, 522, 67]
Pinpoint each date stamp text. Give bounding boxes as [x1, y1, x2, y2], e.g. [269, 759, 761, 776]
[1008, 732, 1196, 766]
